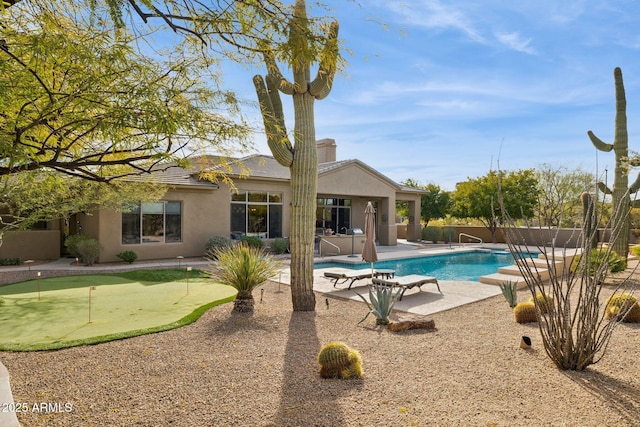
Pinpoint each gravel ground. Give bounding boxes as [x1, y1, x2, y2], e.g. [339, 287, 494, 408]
[1, 267, 640, 426]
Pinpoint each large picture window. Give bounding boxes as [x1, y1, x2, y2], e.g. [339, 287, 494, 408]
[230, 191, 283, 239]
[316, 198, 351, 234]
[122, 201, 182, 244]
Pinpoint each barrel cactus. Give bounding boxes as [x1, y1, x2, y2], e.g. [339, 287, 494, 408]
[317, 341, 363, 379]
[605, 294, 640, 322]
[529, 292, 553, 314]
[514, 301, 537, 323]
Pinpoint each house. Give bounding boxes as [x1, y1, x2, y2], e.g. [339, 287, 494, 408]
[0, 139, 424, 263]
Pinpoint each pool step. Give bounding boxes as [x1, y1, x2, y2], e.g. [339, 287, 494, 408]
[499, 265, 551, 281]
[478, 273, 529, 288]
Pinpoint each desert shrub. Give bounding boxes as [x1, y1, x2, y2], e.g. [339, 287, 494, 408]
[605, 294, 640, 322]
[270, 237, 289, 254]
[116, 250, 138, 264]
[64, 234, 91, 258]
[442, 226, 456, 243]
[75, 238, 103, 266]
[317, 341, 363, 379]
[631, 245, 640, 257]
[529, 292, 553, 314]
[204, 235, 232, 254]
[571, 249, 627, 275]
[240, 235, 264, 249]
[422, 226, 441, 243]
[0, 258, 21, 266]
[514, 301, 537, 323]
[205, 244, 281, 312]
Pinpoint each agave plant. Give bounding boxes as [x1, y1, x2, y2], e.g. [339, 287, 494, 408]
[355, 283, 402, 325]
[499, 280, 518, 308]
[206, 243, 282, 313]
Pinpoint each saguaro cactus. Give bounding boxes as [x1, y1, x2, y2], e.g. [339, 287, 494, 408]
[588, 67, 640, 260]
[253, 0, 339, 311]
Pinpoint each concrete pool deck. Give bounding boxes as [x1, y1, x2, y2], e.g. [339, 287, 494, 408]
[285, 241, 515, 317]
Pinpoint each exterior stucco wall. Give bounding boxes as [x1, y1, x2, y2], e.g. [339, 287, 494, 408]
[0, 230, 61, 260]
[97, 187, 226, 263]
[318, 164, 399, 245]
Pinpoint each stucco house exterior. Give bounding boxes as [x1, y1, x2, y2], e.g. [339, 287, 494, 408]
[0, 139, 424, 263]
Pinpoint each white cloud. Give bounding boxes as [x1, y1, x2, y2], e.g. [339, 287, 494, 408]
[494, 32, 536, 54]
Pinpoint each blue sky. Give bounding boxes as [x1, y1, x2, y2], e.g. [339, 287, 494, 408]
[221, 0, 640, 191]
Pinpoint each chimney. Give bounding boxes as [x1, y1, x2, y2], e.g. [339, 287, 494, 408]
[317, 138, 336, 163]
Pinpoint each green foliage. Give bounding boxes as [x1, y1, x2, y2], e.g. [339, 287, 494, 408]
[529, 292, 553, 314]
[0, 258, 21, 266]
[534, 163, 596, 227]
[0, 1, 249, 233]
[499, 281, 518, 308]
[631, 245, 640, 257]
[205, 244, 282, 312]
[605, 294, 640, 322]
[116, 250, 138, 264]
[403, 179, 452, 225]
[452, 169, 538, 243]
[571, 249, 627, 275]
[422, 226, 442, 243]
[317, 341, 363, 380]
[442, 226, 456, 243]
[355, 284, 402, 326]
[204, 236, 233, 255]
[64, 234, 91, 258]
[269, 237, 289, 254]
[240, 235, 265, 249]
[588, 67, 638, 260]
[513, 301, 537, 323]
[75, 238, 103, 266]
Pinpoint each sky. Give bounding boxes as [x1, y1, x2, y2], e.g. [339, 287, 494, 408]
[220, 0, 640, 191]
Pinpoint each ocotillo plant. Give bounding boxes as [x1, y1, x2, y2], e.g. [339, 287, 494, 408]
[253, 0, 340, 311]
[588, 67, 640, 260]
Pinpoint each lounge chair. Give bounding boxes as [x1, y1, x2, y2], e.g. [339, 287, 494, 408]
[372, 274, 441, 300]
[323, 271, 373, 290]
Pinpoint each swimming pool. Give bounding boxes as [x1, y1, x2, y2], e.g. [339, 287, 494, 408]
[314, 250, 523, 281]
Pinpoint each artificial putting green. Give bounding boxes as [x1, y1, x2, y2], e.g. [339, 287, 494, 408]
[0, 272, 237, 351]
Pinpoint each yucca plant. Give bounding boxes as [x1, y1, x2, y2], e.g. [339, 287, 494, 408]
[355, 283, 402, 325]
[205, 244, 282, 313]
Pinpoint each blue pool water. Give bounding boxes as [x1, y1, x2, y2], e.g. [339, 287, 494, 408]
[314, 250, 523, 281]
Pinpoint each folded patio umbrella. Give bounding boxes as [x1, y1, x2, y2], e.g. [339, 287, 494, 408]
[362, 201, 378, 275]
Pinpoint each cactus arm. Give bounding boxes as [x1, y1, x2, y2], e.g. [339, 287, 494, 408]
[629, 171, 640, 194]
[588, 131, 614, 152]
[309, 21, 339, 100]
[263, 53, 295, 95]
[597, 182, 612, 195]
[252, 74, 294, 167]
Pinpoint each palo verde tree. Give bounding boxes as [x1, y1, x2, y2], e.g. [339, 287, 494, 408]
[0, 2, 249, 237]
[452, 169, 538, 243]
[588, 67, 640, 261]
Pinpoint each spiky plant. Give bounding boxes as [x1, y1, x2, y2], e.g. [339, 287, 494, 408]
[588, 67, 640, 260]
[317, 341, 363, 379]
[355, 283, 402, 326]
[514, 302, 537, 324]
[205, 244, 282, 313]
[499, 281, 518, 308]
[529, 292, 553, 314]
[605, 294, 640, 322]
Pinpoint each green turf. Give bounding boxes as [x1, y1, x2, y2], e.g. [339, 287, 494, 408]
[0, 271, 236, 351]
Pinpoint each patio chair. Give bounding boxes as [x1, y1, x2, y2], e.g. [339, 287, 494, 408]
[372, 274, 441, 300]
[323, 271, 373, 290]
